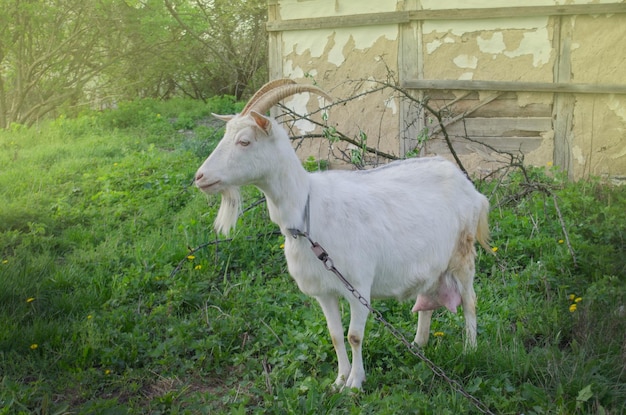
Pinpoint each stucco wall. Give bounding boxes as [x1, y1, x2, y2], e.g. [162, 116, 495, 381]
[271, 0, 401, 165]
[268, 0, 626, 180]
[568, 13, 626, 180]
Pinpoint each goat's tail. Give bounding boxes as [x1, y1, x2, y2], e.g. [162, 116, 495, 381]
[476, 197, 492, 254]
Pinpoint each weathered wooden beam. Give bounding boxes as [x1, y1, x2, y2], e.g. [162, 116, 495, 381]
[402, 79, 626, 95]
[266, 3, 626, 32]
[266, 11, 409, 32]
[408, 3, 626, 21]
[552, 15, 576, 178]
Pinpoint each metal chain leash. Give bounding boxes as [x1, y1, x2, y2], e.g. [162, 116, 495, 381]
[289, 229, 496, 415]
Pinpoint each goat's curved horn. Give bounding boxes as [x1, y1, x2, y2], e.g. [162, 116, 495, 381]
[241, 78, 297, 115]
[249, 84, 333, 115]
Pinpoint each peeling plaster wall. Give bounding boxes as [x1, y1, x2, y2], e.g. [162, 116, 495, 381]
[270, 0, 626, 180]
[420, 16, 558, 172]
[568, 14, 626, 180]
[422, 18, 555, 82]
[276, 0, 401, 164]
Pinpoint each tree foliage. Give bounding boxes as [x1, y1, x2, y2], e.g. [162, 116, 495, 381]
[162, 0, 268, 100]
[0, 0, 267, 128]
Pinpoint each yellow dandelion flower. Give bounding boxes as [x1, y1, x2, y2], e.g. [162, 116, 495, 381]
[104, 369, 112, 375]
[87, 315, 93, 320]
[26, 297, 35, 303]
[491, 246, 498, 253]
[433, 331, 445, 337]
[575, 297, 582, 303]
[280, 243, 285, 249]
[1, 259, 8, 264]
[568, 294, 576, 301]
[547, 161, 553, 167]
[194, 265, 202, 270]
[558, 239, 564, 244]
[186, 255, 195, 260]
[569, 304, 577, 313]
[30, 344, 38, 350]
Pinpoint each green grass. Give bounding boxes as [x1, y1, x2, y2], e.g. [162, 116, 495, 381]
[1, 99, 624, 414]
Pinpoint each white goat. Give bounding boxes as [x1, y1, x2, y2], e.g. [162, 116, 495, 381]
[195, 79, 491, 390]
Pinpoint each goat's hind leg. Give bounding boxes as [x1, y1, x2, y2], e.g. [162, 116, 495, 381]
[459, 279, 477, 350]
[452, 232, 478, 350]
[316, 295, 350, 388]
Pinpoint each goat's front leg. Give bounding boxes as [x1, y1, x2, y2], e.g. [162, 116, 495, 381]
[344, 293, 370, 390]
[315, 295, 350, 388]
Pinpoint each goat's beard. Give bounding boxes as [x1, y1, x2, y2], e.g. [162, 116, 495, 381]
[214, 187, 241, 236]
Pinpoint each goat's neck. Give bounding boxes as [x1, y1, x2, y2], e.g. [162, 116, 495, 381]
[256, 155, 311, 233]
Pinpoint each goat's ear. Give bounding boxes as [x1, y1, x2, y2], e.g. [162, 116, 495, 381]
[249, 111, 271, 134]
[212, 113, 234, 122]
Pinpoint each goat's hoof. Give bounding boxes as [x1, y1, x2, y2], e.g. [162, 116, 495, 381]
[411, 340, 427, 349]
[344, 376, 364, 392]
[330, 376, 346, 393]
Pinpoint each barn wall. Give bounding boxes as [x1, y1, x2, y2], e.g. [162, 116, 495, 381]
[267, 0, 626, 181]
[268, 0, 401, 166]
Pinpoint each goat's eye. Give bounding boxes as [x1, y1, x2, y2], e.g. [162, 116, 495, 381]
[238, 139, 250, 147]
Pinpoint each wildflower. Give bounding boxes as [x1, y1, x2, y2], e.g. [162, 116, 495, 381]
[280, 243, 285, 249]
[26, 297, 35, 303]
[491, 246, 498, 253]
[194, 265, 202, 270]
[568, 294, 576, 301]
[186, 255, 195, 260]
[1, 259, 8, 264]
[113, 162, 118, 167]
[433, 331, 445, 338]
[558, 239, 564, 244]
[569, 304, 577, 313]
[104, 369, 112, 375]
[87, 315, 93, 320]
[30, 344, 38, 350]
[547, 161, 553, 167]
[575, 297, 582, 303]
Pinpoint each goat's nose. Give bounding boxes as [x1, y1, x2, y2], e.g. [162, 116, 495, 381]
[195, 172, 204, 181]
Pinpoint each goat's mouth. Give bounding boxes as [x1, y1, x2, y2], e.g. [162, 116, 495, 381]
[196, 180, 221, 192]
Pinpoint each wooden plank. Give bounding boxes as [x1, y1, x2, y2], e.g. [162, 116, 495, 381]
[427, 136, 544, 155]
[266, 3, 626, 32]
[402, 79, 626, 95]
[429, 98, 552, 118]
[442, 117, 552, 137]
[266, 11, 409, 32]
[430, 93, 501, 135]
[408, 3, 626, 21]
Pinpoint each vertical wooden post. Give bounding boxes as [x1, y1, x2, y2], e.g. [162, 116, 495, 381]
[398, 0, 424, 157]
[267, 0, 283, 81]
[552, 15, 576, 179]
[267, 0, 284, 120]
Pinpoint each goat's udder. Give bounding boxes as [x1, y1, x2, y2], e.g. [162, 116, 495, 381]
[412, 287, 461, 314]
